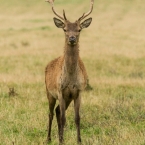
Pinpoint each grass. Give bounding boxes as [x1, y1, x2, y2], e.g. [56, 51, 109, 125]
[0, 0, 145, 144]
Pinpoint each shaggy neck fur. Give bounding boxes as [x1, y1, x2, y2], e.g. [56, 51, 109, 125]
[64, 42, 79, 76]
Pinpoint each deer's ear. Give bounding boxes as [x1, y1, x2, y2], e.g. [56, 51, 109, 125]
[80, 18, 92, 29]
[53, 17, 65, 28]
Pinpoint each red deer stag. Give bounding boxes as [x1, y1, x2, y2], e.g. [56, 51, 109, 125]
[45, 0, 94, 144]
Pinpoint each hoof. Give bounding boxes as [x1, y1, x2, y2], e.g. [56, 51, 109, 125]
[44, 138, 51, 144]
[77, 139, 81, 145]
[59, 140, 64, 145]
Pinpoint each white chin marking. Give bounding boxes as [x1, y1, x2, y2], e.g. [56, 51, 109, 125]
[68, 42, 76, 45]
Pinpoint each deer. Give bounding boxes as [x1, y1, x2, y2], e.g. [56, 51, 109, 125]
[45, 0, 94, 144]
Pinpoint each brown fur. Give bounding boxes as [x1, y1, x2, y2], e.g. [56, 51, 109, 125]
[45, 55, 88, 94]
[45, 19, 91, 144]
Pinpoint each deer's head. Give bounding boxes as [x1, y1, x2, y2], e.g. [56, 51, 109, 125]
[46, 0, 94, 46]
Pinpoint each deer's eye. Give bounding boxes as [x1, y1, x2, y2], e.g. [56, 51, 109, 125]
[64, 29, 67, 32]
[78, 29, 81, 32]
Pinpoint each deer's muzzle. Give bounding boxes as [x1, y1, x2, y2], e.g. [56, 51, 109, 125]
[69, 36, 76, 45]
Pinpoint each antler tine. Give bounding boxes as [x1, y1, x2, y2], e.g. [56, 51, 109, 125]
[63, 9, 67, 21]
[78, 0, 94, 21]
[45, 0, 64, 20]
[78, 13, 85, 21]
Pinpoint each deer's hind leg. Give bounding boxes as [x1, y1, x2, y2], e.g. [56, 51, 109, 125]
[56, 97, 66, 144]
[56, 92, 72, 144]
[47, 92, 56, 142]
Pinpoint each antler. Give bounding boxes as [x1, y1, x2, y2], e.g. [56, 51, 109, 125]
[46, 0, 67, 20]
[78, 0, 94, 21]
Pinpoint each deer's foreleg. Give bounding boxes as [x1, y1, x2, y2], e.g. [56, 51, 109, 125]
[74, 94, 81, 143]
[59, 97, 66, 144]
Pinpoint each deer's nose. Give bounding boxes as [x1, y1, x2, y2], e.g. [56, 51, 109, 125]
[69, 36, 76, 43]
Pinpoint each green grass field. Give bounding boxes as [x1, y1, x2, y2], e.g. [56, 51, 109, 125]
[0, 0, 145, 144]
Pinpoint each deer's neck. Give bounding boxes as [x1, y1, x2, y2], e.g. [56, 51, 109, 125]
[64, 43, 79, 75]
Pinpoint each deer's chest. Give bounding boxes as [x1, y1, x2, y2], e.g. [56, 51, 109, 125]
[58, 68, 85, 91]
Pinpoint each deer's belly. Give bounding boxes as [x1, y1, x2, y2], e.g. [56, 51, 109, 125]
[62, 86, 80, 100]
